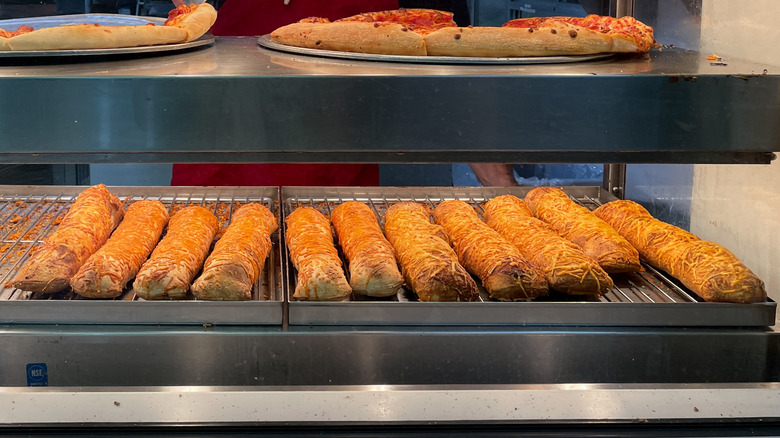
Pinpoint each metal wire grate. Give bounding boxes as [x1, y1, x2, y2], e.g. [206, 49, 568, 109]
[284, 191, 700, 304]
[0, 191, 281, 302]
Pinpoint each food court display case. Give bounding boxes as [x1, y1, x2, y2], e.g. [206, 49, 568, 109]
[0, 2, 779, 435]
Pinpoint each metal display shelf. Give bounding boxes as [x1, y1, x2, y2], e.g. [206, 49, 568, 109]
[282, 186, 775, 327]
[0, 186, 284, 325]
[0, 37, 777, 164]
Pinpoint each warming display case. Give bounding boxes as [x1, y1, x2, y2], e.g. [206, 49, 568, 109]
[0, 29, 779, 436]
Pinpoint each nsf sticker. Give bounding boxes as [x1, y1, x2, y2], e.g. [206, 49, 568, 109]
[26, 363, 48, 387]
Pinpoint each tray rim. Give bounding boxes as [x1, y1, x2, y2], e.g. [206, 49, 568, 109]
[280, 185, 776, 328]
[0, 185, 285, 326]
[257, 34, 615, 65]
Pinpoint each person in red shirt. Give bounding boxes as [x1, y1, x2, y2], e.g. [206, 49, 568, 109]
[171, 0, 399, 187]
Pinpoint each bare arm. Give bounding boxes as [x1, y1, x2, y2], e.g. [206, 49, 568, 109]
[469, 163, 518, 187]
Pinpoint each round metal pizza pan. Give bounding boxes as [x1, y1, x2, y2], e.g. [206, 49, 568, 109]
[0, 14, 215, 58]
[257, 34, 614, 65]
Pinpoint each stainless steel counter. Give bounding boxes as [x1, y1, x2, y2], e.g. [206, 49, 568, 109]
[0, 37, 777, 164]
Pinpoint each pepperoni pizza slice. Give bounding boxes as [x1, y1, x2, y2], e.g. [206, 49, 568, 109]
[503, 14, 656, 52]
[2, 3, 216, 52]
[270, 8, 457, 56]
[269, 8, 656, 58]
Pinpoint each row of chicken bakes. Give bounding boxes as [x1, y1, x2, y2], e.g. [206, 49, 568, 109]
[10, 184, 767, 304]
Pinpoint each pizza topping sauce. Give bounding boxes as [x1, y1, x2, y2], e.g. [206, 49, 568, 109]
[165, 4, 197, 26]
[504, 14, 656, 51]
[334, 8, 457, 35]
[0, 25, 34, 38]
[272, 8, 657, 58]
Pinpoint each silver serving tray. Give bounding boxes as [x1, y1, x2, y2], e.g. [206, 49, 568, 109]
[281, 186, 776, 327]
[0, 14, 214, 58]
[258, 34, 615, 65]
[0, 186, 283, 326]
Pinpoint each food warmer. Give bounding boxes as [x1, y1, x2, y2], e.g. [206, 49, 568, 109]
[0, 9, 779, 438]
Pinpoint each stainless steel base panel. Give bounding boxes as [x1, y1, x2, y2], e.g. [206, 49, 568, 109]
[1, 325, 777, 387]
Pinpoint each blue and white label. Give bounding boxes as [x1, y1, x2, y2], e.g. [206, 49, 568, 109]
[26, 363, 48, 387]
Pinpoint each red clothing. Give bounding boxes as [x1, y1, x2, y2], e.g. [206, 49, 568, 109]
[172, 0, 398, 186]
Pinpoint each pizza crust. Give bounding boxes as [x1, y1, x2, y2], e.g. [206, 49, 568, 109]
[270, 21, 426, 56]
[7, 24, 186, 51]
[424, 24, 615, 57]
[166, 3, 217, 42]
[0, 37, 8, 51]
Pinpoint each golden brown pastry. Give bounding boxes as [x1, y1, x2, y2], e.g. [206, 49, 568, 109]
[432, 200, 548, 301]
[133, 205, 219, 300]
[71, 200, 169, 299]
[384, 202, 479, 302]
[331, 201, 403, 297]
[191, 203, 279, 301]
[594, 200, 766, 303]
[525, 187, 640, 273]
[286, 207, 351, 301]
[484, 195, 613, 296]
[13, 184, 124, 293]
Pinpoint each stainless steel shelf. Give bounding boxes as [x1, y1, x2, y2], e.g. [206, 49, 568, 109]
[0, 38, 777, 164]
[0, 186, 284, 325]
[281, 186, 775, 327]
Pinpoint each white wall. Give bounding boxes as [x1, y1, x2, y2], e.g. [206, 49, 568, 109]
[693, 0, 780, 301]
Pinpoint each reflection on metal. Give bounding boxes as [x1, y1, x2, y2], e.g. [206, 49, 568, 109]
[603, 163, 626, 199]
[0, 325, 777, 387]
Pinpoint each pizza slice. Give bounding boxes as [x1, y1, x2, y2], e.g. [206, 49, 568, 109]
[503, 14, 656, 53]
[0, 25, 34, 51]
[335, 8, 457, 35]
[164, 2, 218, 42]
[425, 14, 655, 57]
[270, 8, 456, 56]
[4, 3, 216, 52]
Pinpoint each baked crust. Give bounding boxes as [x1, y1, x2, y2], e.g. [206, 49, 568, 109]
[71, 200, 169, 299]
[191, 203, 278, 301]
[424, 23, 614, 57]
[270, 21, 427, 56]
[13, 184, 124, 293]
[594, 200, 766, 303]
[525, 187, 641, 274]
[433, 200, 548, 301]
[331, 201, 403, 297]
[335, 8, 456, 35]
[484, 195, 613, 295]
[504, 14, 655, 53]
[286, 207, 351, 301]
[165, 3, 217, 42]
[133, 206, 219, 300]
[7, 24, 186, 51]
[384, 202, 479, 302]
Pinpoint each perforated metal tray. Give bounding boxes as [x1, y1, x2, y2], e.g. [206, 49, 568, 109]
[0, 186, 283, 325]
[281, 186, 776, 327]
